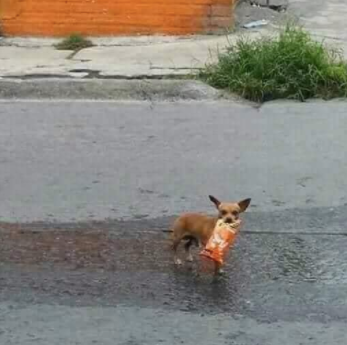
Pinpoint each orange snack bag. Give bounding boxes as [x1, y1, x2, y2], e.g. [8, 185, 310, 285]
[200, 219, 242, 265]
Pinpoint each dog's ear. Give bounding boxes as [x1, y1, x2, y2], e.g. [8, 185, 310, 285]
[209, 195, 221, 208]
[238, 198, 251, 212]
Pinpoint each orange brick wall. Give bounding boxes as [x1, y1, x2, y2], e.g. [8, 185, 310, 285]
[0, 0, 237, 36]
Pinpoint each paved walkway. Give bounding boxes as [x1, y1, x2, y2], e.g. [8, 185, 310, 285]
[0, 32, 267, 78]
[288, 0, 347, 41]
[0, 0, 346, 78]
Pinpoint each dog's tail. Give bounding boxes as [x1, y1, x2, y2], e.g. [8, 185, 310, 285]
[163, 229, 175, 248]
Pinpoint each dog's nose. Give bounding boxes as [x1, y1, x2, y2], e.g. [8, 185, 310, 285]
[225, 217, 232, 224]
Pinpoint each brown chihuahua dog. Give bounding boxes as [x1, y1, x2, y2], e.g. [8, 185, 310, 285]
[171, 195, 251, 274]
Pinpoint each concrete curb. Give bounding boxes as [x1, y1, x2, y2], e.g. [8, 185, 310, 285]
[0, 78, 233, 101]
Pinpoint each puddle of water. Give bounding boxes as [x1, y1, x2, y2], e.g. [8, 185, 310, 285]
[1, 222, 346, 286]
[1, 223, 347, 321]
[0, 224, 171, 270]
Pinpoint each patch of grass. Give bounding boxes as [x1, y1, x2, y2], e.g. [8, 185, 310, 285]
[55, 33, 94, 51]
[200, 26, 347, 102]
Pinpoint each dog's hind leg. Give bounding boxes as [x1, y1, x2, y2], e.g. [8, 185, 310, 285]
[172, 236, 183, 265]
[184, 236, 199, 262]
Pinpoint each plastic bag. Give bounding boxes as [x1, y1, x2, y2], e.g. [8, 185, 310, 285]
[200, 219, 242, 265]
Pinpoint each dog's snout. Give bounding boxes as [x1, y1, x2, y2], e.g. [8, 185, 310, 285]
[225, 217, 233, 224]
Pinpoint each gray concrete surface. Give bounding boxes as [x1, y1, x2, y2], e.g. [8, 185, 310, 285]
[1, 303, 346, 345]
[0, 79, 225, 101]
[287, 0, 347, 40]
[0, 32, 267, 78]
[0, 99, 347, 344]
[0, 100, 347, 224]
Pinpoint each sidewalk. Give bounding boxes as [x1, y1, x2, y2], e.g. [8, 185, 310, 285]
[0, 0, 347, 79]
[0, 32, 267, 79]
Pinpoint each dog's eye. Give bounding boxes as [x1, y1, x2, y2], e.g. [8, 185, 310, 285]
[221, 210, 227, 216]
[232, 211, 238, 216]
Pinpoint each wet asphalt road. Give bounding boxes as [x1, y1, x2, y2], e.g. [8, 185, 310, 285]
[0, 100, 347, 344]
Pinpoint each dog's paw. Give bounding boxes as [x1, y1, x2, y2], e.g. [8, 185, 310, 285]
[215, 268, 225, 276]
[186, 255, 194, 263]
[174, 258, 183, 266]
